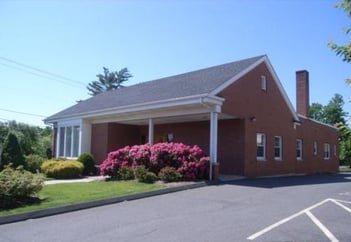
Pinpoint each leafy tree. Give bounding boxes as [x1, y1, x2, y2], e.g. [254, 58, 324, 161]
[309, 103, 325, 121]
[324, 94, 348, 125]
[0, 132, 26, 170]
[309, 94, 348, 126]
[329, 0, 351, 82]
[87, 67, 132, 96]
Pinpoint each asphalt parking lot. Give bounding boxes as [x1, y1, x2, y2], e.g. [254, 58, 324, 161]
[0, 173, 350, 242]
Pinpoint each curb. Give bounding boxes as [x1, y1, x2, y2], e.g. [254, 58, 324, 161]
[0, 181, 208, 225]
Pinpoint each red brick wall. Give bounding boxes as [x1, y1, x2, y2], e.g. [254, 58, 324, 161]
[295, 117, 339, 174]
[219, 62, 338, 177]
[91, 123, 140, 164]
[91, 123, 109, 164]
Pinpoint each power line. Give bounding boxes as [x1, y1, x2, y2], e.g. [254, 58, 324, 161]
[0, 56, 86, 88]
[0, 108, 46, 118]
[0, 61, 84, 88]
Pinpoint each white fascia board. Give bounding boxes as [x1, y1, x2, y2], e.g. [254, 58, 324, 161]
[210, 55, 300, 123]
[297, 114, 338, 130]
[210, 56, 266, 95]
[57, 119, 82, 127]
[264, 56, 300, 122]
[49, 94, 224, 123]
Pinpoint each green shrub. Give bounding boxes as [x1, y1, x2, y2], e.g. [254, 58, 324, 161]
[117, 166, 135, 180]
[158, 166, 182, 183]
[0, 166, 44, 209]
[25, 154, 45, 173]
[0, 132, 26, 170]
[41, 159, 83, 179]
[77, 153, 96, 176]
[139, 172, 158, 183]
[134, 165, 157, 183]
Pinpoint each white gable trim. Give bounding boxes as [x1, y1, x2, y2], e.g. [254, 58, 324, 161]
[210, 56, 266, 95]
[297, 114, 338, 130]
[210, 55, 299, 122]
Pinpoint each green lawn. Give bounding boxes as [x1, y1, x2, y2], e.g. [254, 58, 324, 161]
[0, 181, 162, 216]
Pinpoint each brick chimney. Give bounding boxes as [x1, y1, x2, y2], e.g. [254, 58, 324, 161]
[296, 70, 310, 116]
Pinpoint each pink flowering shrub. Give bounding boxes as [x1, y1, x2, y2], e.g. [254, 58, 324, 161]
[100, 142, 209, 180]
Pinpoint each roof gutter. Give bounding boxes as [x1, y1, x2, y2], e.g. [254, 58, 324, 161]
[45, 94, 225, 124]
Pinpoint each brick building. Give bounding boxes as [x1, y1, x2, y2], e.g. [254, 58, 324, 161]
[45, 55, 339, 178]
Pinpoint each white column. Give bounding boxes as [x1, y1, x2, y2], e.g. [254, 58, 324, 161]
[209, 110, 218, 180]
[148, 118, 154, 145]
[80, 120, 92, 154]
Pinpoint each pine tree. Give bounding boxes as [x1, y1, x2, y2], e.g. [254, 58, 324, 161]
[87, 67, 132, 96]
[0, 132, 26, 170]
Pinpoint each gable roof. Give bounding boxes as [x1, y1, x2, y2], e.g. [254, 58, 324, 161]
[45, 55, 299, 123]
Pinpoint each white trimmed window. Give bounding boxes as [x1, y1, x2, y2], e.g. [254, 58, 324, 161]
[261, 75, 267, 91]
[256, 133, 266, 160]
[313, 141, 318, 156]
[58, 125, 80, 158]
[324, 143, 330, 160]
[296, 139, 303, 160]
[274, 136, 282, 160]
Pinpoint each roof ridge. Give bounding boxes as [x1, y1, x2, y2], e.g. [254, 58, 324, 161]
[125, 54, 267, 90]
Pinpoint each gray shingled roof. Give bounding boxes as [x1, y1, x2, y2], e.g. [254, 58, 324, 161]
[45, 55, 265, 122]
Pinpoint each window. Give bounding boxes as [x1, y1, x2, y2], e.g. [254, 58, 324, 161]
[256, 133, 266, 160]
[296, 139, 303, 160]
[274, 136, 282, 160]
[261, 75, 267, 91]
[324, 143, 330, 160]
[313, 141, 318, 156]
[58, 125, 80, 158]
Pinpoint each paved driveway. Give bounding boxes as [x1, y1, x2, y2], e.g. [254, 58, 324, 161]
[1, 173, 351, 242]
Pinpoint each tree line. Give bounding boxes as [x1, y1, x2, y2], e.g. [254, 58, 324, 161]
[0, 121, 52, 171]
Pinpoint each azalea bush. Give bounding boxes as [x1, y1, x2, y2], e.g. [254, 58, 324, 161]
[100, 142, 209, 181]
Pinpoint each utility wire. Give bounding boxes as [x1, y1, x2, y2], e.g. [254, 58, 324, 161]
[0, 108, 46, 118]
[0, 61, 83, 88]
[0, 56, 86, 86]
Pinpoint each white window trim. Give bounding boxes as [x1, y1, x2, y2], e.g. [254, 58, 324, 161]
[296, 139, 303, 160]
[57, 120, 82, 159]
[324, 143, 330, 160]
[256, 133, 266, 161]
[261, 75, 267, 91]
[313, 141, 318, 156]
[274, 136, 282, 160]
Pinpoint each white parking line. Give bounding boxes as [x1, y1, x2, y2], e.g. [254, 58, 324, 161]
[247, 198, 350, 241]
[247, 199, 330, 240]
[305, 210, 339, 242]
[331, 199, 351, 213]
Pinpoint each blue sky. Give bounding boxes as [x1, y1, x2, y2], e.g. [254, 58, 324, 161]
[0, 0, 350, 127]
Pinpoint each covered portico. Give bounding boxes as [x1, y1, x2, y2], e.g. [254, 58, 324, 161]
[54, 94, 231, 179]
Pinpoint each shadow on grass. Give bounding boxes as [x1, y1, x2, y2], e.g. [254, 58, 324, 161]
[0, 197, 45, 211]
[218, 173, 351, 189]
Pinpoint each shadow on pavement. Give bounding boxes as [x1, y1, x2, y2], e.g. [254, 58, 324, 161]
[217, 173, 351, 189]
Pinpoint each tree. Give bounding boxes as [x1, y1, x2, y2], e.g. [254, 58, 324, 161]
[0, 132, 26, 170]
[329, 0, 351, 82]
[324, 93, 348, 125]
[309, 103, 325, 122]
[309, 94, 348, 125]
[87, 67, 132, 96]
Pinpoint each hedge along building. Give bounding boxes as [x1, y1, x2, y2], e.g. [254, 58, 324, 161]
[44, 55, 339, 178]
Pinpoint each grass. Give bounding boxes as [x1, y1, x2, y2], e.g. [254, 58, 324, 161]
[340, 165, 351, 172]
[0, 180, 162, 216]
